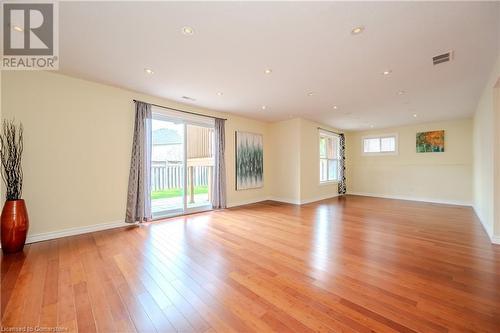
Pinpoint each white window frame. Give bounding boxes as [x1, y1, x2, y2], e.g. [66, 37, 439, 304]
[361, 133, 399, 156]
[319, 130, 340, 184]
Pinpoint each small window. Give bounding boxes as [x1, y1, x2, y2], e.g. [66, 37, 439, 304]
[319, 130, 340, 183]
[362, 134, 398, 155]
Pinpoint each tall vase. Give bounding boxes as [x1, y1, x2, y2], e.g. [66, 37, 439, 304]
[1, 199, 29, 254]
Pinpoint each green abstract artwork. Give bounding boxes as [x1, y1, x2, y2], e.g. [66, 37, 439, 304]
[236, 131, 263, 190]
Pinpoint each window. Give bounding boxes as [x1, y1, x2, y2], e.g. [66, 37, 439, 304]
[319, 130, 340, 183]
[362, 134, 398, 155]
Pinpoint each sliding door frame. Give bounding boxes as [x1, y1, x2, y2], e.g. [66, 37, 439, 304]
[151, 108, 214, 219]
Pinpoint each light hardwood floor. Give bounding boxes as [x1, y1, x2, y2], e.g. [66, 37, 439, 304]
[1, 195, 500, 332]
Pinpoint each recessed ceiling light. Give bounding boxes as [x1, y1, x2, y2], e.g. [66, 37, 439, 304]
[382, 70, 392, 76]
[144, 68, 154, 74]
[397, 90, 405, 95]
[307, 92, 314, 96]
[264, 69, 272, 74]
[413, 113, 418, 118]
[333, 105, 338, 110]
[351, 26, 364, 35]
[217, 92, 223, 96]
[13, 25, 23, 32]
[261, 105, 267, 110]
[182, 26, 194, 35]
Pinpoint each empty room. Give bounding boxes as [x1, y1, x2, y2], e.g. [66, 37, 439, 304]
[1, 1, 500, 332]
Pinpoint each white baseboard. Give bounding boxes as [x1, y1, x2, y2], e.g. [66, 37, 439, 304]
[227, 197, 272, 208]
[268, 193, 339, 205]
[300, 193, 339, 205]
[472, 205, 494, 239]
[226, 194, 340, 208]
[267, 196, 301, 205]
[348, 192, 472, 207]
[472, 206, 500, 245]
[25, 220, 129, 244]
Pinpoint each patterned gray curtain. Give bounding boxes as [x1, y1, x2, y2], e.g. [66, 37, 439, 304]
[338, 133, 347, 195]
[125, 101, 152, 222]
[212, 118, 226, 209]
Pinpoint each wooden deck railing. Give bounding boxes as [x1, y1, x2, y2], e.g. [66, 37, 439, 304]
[151, 161, 211, 191]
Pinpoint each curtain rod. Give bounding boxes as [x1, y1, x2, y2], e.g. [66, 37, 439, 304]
[318, 127, 342, 135]
[133, 99, 227, 121]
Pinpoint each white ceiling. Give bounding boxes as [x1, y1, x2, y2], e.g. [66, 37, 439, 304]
[59, 1, 500, 130]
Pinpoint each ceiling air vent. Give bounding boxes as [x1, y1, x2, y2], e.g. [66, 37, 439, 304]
[433, 51, 453, 65]
[182, 96, 196, 101]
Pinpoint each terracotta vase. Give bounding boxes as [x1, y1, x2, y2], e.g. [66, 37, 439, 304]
[1, 199, 29, 254]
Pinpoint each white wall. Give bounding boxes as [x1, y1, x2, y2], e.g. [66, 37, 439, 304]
[268, 118, 341, 204]
[495, 80, 500, 241]
[1, 71, 271, 237]
[226, 115, 272, 207]
[268, 118, 301, 203]
[473, 54, 500, 242]
[346, 118, 473, 205]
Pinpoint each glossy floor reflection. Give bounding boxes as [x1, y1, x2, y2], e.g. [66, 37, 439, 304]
[1, 195, 499, 332]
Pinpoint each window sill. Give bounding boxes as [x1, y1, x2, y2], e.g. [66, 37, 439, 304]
[319, 180, 339, 186]
[362, 152, 398, 156]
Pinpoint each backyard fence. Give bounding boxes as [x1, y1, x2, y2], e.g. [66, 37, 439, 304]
[152, 161, 211, 191]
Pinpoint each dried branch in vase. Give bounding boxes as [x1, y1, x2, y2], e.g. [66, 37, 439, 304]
[0, 120, 24, 200]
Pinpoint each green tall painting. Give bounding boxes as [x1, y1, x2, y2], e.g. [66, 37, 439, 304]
[416, 130, 445, 153]
[236, 131, 263, 190]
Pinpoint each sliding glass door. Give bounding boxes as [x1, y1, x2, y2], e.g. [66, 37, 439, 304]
[151, 116, 185, 216]
[151, 108, 214, 218]
[186, 124, 214, 210]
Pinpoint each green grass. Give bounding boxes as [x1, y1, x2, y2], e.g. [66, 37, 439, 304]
[151, 186, 208, 200]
